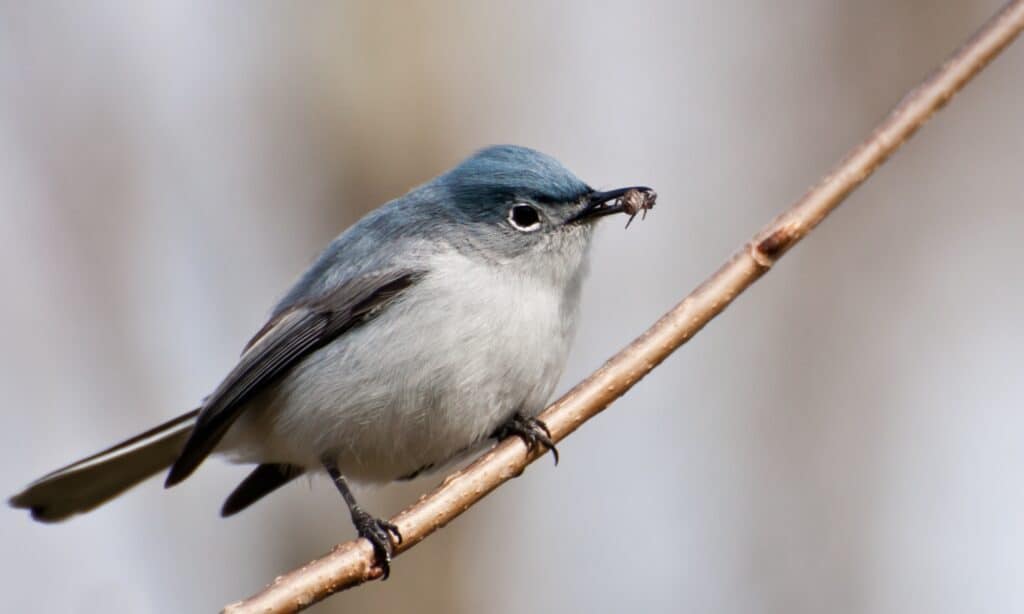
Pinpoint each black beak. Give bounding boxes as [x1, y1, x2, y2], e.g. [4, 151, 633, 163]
[566, 186, 656, 224]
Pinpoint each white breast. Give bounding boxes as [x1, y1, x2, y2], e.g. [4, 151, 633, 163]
[222, 239, 590, 483]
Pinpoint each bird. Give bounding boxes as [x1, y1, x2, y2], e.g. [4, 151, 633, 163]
[9, 144, 655, 577]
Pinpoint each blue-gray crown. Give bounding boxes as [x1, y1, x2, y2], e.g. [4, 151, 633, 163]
[435, 145, 592, 205]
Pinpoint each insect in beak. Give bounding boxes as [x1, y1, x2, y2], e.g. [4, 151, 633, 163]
[566, 186, 657, 227]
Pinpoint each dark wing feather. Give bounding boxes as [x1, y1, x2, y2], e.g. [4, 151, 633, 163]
[165, 269, 423, 486]
[220, 463, 304, 516]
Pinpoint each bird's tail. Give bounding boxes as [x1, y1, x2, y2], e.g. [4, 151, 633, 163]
[9, 409, 198, 522]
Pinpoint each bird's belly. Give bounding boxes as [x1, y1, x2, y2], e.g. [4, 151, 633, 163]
[222, 260, 580, 483]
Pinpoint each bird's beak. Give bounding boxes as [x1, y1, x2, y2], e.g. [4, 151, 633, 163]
[566, 186, 656, 224]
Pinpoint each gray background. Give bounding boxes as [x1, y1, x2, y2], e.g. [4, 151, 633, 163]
[1, 2, 1022, 612]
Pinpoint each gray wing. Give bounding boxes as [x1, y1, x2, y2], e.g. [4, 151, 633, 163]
[165, 269, 423, 486]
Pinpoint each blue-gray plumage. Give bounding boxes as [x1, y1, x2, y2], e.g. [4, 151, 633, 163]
[9, 145, 655, 576]
[276, 144, 594, 306]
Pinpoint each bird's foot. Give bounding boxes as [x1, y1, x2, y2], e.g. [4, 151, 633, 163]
[352, 509, 402, 579]
[496, 413, 559, 465]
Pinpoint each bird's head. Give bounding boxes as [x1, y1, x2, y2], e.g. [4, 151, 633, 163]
[424, 145, 653, 261]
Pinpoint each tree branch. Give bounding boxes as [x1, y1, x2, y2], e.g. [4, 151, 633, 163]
[224, 2, 1024, 612]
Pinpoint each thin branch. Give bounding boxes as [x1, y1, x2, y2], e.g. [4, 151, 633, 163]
[224, 2, 1024, 612]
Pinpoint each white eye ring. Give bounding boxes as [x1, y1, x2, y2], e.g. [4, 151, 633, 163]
[508, 204, 542, 232]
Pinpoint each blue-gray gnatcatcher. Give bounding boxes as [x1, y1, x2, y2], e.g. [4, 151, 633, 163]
[10, 145, 655, 575]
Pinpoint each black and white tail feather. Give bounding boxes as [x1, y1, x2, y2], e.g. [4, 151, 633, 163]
[9, 269, 422, 522]
[9, 410, 198, 522]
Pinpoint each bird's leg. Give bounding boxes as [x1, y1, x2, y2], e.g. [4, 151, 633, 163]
[322, 459, 402, 579]
[494, 412, 559, 465]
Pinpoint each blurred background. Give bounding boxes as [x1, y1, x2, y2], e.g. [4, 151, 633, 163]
[2, 2, 1022, 612]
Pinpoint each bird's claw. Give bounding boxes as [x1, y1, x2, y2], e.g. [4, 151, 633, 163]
[497, 413, 560, 465]
[352, 509, 402, 579]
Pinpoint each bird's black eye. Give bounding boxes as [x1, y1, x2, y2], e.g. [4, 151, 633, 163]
[508, 204, 541, 232]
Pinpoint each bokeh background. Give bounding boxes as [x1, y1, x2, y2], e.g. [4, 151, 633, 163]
[2, 2, 1022, 612]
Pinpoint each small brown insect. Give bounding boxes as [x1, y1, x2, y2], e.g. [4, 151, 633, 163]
[621, 188, 657, 228]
